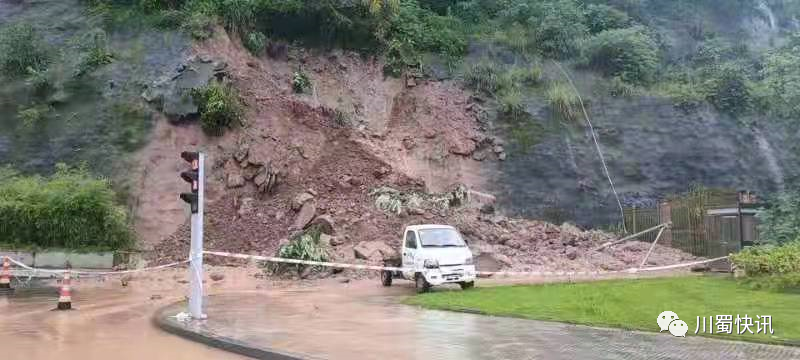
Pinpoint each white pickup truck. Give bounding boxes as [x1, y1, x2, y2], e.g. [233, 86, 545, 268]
[381, 224, 476, 293]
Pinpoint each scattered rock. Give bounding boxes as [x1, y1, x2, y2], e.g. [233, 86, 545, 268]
[227, 173, 245, 188]
[348, 177, 363, 186]
[505, 240, 522, 249]
[353, 241, 397, 261]
[121, 275, 132, 287]
[373, 166, 390, 179]
[306, 188, 318, 196]
[339, 278, 351, 283]
[242, 165, 261, 181]
[234, 146, 249, 163]
[329, 236, 345, 246]
[402, 138, 416, 150]
[493, 145, 504, 154]
[492, 253, 513, 267]
[480, 204, 495, 214]
[291, 200, 316, 230]
[292, 192, 315, 211]
[449, 139, 477, 156]
[407, 207, 425, 216]
[210, 273, 225, 281]
[308, 214, 335, 234]
[472, 151, 487, 161]
[237, 197, 255, 216]
[498, 152, 507, 161]
[566, 247, 578, 260]
[150, 294, 163, 300]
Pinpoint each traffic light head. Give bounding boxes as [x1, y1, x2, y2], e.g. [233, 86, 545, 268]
[181, 171, 199, 192]
[180, 151, 201, 214]
[181, 151, 199, 170]
[180, 192, 198, 214]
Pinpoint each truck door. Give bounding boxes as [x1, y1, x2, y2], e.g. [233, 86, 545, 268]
[402, 230, 418, 278]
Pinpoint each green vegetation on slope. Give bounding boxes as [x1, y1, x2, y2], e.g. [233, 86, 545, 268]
[89, 0, 800, 122]
[407, 276, 800, 345]
[0, 164, 133, 251]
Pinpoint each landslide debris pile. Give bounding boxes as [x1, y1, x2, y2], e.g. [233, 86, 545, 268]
[455, 212, 700, 273]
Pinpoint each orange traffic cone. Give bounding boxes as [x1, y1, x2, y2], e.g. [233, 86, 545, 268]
[56, 269, 72, 310]
[0, 257, 11, 289]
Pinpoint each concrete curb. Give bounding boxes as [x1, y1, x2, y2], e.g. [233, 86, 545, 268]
[153, 300, 307, 360]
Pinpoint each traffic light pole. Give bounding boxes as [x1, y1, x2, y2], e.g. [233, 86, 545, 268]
[189, 153, 206, 320]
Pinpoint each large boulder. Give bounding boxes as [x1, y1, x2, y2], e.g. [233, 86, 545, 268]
[292, 192, 315, 211]
[353, 241, 397, 261]
[291, 200, 316, 230]
[308, 214, 335, 234]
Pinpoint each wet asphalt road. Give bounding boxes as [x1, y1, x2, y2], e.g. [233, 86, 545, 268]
[159, 281, 800, 360]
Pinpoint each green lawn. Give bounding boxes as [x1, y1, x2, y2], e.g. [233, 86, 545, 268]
[405, 276, 800, 345]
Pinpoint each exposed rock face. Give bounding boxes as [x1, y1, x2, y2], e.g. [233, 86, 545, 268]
[143, 55, 228, 121]
[308, 214, 335, 234]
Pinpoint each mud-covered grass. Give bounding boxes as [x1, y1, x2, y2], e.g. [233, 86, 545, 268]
[407, 276, 800, 345]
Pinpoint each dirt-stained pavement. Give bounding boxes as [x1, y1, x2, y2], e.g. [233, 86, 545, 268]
[5, 266, 800, 360]
[156, 277, 800, 360]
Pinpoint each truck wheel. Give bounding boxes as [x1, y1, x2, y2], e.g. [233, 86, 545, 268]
[459, 281, 475, 290]
[381, 270, 393, 287]
[415, 274, 431, 293]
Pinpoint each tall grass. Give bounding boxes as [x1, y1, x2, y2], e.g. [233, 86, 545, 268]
[0, 164, 133, 251]
[0, 23, 51, 77]
[546, 81, 580, 122]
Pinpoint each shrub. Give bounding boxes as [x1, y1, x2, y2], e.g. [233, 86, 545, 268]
[26, 66, 54, 97]
[705, 63, 752, 116]
[274, 226, 329, 275]
[191, 81, 244, 136]
[244, 31, 266, 55]
[758, 43, 800, 119]
[75, 28, 115, 77]
[182, 11, 216, 40]
[220, 0, 255, 34]
[546, 81, 580, 122]
[654, 81, 706, 111]
[17, 105, 50, 129]
[581, 26, 658, 84]
[757, 190, 800, 246]
[731, 240, 800, 290]
[463, 60, 501, 94]
[292, 70, 311, 93]
[0, 23, 50, 77]
[584, 3, 631, 34]
[532, 0, 588, 58]
[0, 164, 133, 251]
[498, 89, 526, 121]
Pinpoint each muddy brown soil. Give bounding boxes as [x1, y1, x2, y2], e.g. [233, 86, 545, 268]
[136, 30, 700, 274]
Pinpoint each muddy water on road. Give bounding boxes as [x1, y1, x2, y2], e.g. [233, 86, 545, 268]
[0, 271, 249, 360]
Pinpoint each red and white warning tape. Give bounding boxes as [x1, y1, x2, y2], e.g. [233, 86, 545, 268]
[204, 250, 729, 278]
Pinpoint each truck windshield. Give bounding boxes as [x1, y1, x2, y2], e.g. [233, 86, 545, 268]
[418, 228, 466, 247]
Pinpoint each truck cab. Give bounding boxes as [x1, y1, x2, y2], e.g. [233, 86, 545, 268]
[382, 224, 476, 293]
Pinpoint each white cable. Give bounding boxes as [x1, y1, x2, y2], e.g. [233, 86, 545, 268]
[552, 60, 627, 232]
[4, 256, 189, 276]
[204, 251, 728, 278]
